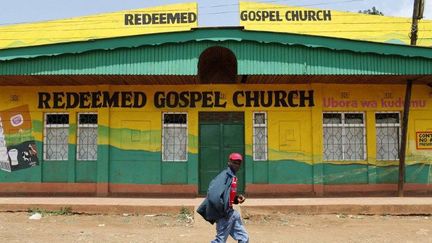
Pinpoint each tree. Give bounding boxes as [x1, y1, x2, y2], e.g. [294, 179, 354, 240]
[358, 6, 384, 16]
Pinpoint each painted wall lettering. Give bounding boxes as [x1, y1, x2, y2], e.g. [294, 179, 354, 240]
[323, 97, 427, 108]
[154, 91, 227, 108]
[38, 92, 147, 109]
[233, 90, 315, 108]
[240, 10, 331, 22]
[124, 12, 197, 25]
[38, 90, 315, 109]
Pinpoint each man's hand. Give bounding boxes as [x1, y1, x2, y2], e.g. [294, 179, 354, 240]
[237, 194, 246, 204]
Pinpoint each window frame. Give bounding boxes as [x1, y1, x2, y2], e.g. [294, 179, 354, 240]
[375, 111, 401, 161]
[323, 112, 367, 161]
[76, 112, 98, 161]
[161, 112, 188, 162]
[43, 113, 69, 161]
[253, 111, 268, 161]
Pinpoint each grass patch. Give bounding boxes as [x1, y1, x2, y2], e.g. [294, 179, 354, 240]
[177, 206, 193, 223]
[28, 207, 73, 216]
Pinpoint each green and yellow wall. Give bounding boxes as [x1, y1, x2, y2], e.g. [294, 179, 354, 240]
[0, 83, 431, 196]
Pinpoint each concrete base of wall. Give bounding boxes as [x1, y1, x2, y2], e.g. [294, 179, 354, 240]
[241, 204, 432, 216]
[0, 183, 198, 197]
[108, 184, 197, 197]
[0, 183, 431, 197]
[0, 183, 97, 196]
[245, 183, 432, 197]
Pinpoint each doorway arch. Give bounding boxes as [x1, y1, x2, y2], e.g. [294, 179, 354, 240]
[198, 46, 237, 84]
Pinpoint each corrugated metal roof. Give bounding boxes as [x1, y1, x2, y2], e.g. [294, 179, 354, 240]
[2, 28, 432, 60]
[1, 40, 432, 76]
[0, 28, 432, 76]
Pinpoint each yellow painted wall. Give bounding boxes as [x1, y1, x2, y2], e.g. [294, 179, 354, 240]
[240, 1, 432, 47]
[0, 3, 198, 49]
[0, 83, 431, 166]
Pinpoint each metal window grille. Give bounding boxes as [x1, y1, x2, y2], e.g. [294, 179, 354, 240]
[375, 112, 400, 161]
[43, 113, 69, 161]
[253, 112, 268, 161]
[162, 112, 187, 162]
[323, 112, 366, 161]
[77, 113, 98, 161]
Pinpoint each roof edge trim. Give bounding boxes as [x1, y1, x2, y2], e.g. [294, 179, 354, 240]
[1, 28, 432, 61]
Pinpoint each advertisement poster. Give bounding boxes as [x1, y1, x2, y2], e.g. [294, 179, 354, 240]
[0, 105, 38, 172]
[416, 131, 432, 150]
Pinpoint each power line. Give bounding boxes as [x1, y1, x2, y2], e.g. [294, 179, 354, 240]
[201, 0, 367, 13]
[0, 20, 417, 32]
[1, 28, 432, 41]
[3, 11, 408, 28]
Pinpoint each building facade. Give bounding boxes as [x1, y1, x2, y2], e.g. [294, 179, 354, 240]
[0, 28, 431, 196]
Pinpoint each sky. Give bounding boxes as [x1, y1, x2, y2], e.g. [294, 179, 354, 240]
[1, 0, 431, 27]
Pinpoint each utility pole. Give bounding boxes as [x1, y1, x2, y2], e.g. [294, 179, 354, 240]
[410, 0, 424, 45]
[398, 80, 412, 197]
[399, 0, 424, 197]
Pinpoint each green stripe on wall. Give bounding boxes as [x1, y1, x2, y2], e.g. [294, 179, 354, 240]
[323, 164, 368, 184]
[406, 164, 432, 184]
[1, 139, 430, 186]
[108, 146, 197, 185]
[267, 160, 313, 184]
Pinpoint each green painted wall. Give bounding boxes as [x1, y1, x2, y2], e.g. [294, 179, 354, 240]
[107, 147, 197, 185]
[323, 164, 368, 184]
[0, 83, 431, 196]
[268, 160, 314, 184]
[76, 161, 97, 182]
[2, 142, 431, 187]
[0, 165, 41, 182]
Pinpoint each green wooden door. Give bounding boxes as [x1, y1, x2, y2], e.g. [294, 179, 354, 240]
[199, 112, 245, 194]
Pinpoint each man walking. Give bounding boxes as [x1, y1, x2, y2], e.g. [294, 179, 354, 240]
[197, 152, 249, 243]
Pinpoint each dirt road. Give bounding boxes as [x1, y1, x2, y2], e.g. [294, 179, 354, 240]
[0, 209, 431, 243]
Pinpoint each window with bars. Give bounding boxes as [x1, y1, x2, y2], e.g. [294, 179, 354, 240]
[253, 112, 268, 161]
[44, 113, 69, 161]
[162, 113, 187, 162]
[77, 113, 98, 161]
[376, 112, 400, 161]
[323, 112, 366, 161]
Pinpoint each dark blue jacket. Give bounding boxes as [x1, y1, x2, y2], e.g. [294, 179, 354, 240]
[197, 168, 235, 224]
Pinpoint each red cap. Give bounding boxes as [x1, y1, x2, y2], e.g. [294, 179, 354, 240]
[229, 153, 243, 161]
